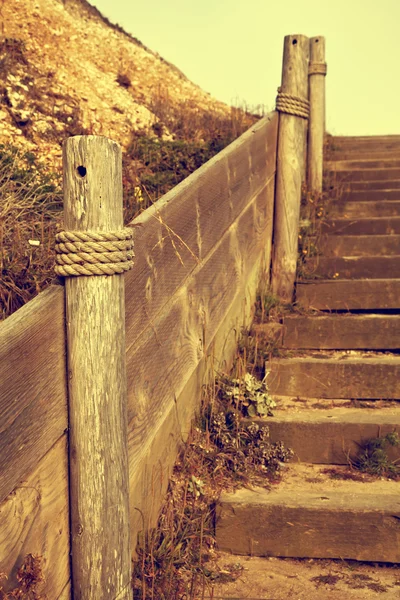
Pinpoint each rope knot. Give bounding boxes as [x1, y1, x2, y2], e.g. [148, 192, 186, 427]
[55, 228, 134, 277]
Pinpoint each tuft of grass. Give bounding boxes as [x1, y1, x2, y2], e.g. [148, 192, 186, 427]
[352, 432, 400, 479]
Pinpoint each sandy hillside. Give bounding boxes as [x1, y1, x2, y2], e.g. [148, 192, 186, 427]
[0, 0, 233, 171]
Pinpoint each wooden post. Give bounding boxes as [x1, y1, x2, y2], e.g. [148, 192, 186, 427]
[271, 34, 309, 302]
[308, 36, 326, 196]
[63, 136, 132, 599]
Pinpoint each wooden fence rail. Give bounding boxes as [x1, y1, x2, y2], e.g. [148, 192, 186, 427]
[0, 33, 326, 599]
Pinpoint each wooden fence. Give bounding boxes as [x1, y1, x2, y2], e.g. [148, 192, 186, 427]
[0, 34, 326, 599]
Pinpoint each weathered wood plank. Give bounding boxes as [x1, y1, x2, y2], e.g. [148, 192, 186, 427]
[129, 242, 269, 538]
[321, 216, 400, 235]
[217, 468, 400, 561]
[125, 113, 278, 349]
[297, 279, 400, 310]
[127, 179, 275, 541]
[305, 256, 400, 279]
[329, 200, 400, 218]
[0, 285, 67, 504]
[269, 356, 400, 399]
[0, 435, 70, 597]
[318, 234, 400, 257]
[283, 314, 400, 349]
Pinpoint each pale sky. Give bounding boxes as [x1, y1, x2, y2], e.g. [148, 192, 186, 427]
[91, 0, 400, 136]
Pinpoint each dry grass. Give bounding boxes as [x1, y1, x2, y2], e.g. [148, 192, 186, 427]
[1, 98, 260, 320]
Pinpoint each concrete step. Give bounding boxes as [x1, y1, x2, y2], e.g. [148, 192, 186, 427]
[347, 179, 400, 191]
[216, 464, 400, 562]
[268, 354, 400, 399]
[339, 189, 400, 202]
[252, 407, 400, 464]
[318, 234, 400, 257]
[321, 217, 400, 235]
[324, 168, 400, 183]
[282, 314, 400, 349]
[296, 279, 400, 310]
[304, 256, 400, 279]
[329, 200, 400, 218]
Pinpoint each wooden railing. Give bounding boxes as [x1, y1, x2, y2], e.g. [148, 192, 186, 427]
[0, 33, 326, 599]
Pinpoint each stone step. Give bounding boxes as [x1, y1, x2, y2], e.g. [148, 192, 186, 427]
[216, 464, 400, 562]
[282, 314, 400, 349]
[296, 279, 400, 310]
[252, 407, 400, 464]
[268, 355, 400, 399]
[318, 234, 400, 257]
[347, 179, 400, 191]
[304, 256, 400, 279]
[339, 189, 400, 201]
[324, 168, 400, 182]
[329, 200, 400, 218]
[321, 217, 400, 235]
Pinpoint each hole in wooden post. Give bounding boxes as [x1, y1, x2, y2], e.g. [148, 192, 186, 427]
[292, 39, 297, 45]
[77, 166, 87, 177]
[315, 38, 319, 43]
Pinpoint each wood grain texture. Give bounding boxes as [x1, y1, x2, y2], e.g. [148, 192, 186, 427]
[0, 285, 67, 504]
[124, 113, 278, 349]
[0, 435, 70, 598]
[307, 36, 326, 194]
[272, 34, 310, 301]
[63, 136, 131, 599]
[127, 176, 275, 543]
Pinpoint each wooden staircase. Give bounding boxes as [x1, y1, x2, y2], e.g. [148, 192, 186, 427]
[216, 136, 400, 562]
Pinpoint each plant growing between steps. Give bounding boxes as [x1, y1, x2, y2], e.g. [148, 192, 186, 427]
[132, 376, 292, 599]
[218, 371, 276, 417]
[353, 432, 400, 479]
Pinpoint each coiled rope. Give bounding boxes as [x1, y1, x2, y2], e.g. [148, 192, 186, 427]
[275, 89, 310, 120]
[55, 228, 134, 276]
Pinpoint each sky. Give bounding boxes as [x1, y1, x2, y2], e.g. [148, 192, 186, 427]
[91, 0, 400, 136]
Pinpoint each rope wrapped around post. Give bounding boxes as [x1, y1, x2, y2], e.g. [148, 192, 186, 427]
[55, 228, 134, 276]
[309, 62, 327, 76]
[275, 88, 310, 119]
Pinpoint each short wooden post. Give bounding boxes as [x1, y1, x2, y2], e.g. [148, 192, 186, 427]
[271, 34, 310, 301]
[307, 36, 327, 196]
[62, 136, 132, 599]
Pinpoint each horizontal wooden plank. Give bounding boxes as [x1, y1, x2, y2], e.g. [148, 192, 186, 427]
[296, 279, 400, 310]
[217, 466, 400, 561]
[324, 168, 400, 182]
[0, 285, 68, 504]
[283, 314, 400, 349]
[0, 435, 70, 597]
[321, 216, 400, 235]
[127, 178, 275, 541]
[269, 356, 400, 399]
[124, 112, 278, 349]
[318, 234, 400, 257]
[347, 179, 400, 191]
[329, 200, 400, 218]
[305, 256, 400, 279]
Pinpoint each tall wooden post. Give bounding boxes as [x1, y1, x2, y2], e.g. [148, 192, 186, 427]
[308, 36, 327, 196]
[271, 34, 310, 302]
[60, 136, 132, 599]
